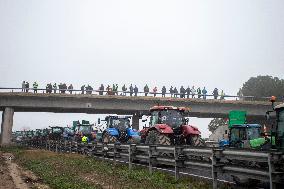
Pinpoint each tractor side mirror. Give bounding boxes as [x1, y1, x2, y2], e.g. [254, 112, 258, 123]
[185, 118, 189, 124]
[98, 118, 100, 124]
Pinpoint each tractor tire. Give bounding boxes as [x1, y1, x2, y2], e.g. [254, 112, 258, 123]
[187, 135, 206, 147]
[102, 133, 117, 144]
[145, 130, 171, 145]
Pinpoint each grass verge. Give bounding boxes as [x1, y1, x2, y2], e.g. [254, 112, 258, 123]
[1, 146, 231, 189]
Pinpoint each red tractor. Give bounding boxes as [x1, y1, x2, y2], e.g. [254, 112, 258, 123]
[140, 106, 204, 146]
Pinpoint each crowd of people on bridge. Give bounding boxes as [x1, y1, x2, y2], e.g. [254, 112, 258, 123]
[21, 81, 228, 100]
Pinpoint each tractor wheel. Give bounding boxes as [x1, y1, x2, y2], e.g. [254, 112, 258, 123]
[145, 130, 171, 145]
[102, 133, 117, 144]
[187, 135, 206, 147]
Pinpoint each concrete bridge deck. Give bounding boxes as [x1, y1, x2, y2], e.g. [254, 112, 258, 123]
[0, 92, 277, 145]
[0, 92, 275, 118]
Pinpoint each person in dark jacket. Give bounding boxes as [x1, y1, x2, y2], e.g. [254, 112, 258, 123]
[25, 82, 29, 93]
[162, 86, 166, 97]
[122, 84, 127, 96]
[81, 85, 85, 94]
[68, 84, 73, 94]
[134, 85, 138, 96]
[180, 86, 185, 98]
[144, 84, 149, 96]
[174, 87, 178, 97]
[169, 86, 174, 97]
[213, 88, 218, 99]
[197, 87, 201, 98]
[186, 86, 191, 98]
[129, 84, 133, 96]
[99, 84, 104, 95]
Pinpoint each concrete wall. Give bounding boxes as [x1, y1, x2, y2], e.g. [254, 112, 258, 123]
[208, 125, 229, 142]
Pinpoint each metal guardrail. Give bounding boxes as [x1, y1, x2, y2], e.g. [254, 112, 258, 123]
[0, 87, 277, 101]
[21, 140, 284, 189]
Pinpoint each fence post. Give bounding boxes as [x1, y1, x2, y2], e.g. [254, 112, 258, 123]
[55, 141, 58, 153]
[148, 145, 157, 174]
[211, 148, 218, 189]
[268, 152, 281, 189]
[128, 144, 136, 171]
[174, 146, 184, 181]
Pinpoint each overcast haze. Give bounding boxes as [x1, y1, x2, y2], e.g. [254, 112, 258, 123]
[1, 0, 284, 137]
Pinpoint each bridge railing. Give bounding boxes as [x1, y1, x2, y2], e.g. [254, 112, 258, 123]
[21, 139, 284, 189]
[0, 87, 275, 101]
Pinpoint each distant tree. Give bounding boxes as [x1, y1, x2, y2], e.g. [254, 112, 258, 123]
[208, 75, 284, 132]
[208, 118, 227, 133]
[241, 75, 284, 101]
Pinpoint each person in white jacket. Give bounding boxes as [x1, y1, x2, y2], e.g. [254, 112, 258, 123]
[191, 86, 196, 98]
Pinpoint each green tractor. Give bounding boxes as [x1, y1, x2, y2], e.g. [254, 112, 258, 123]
[73, 120, 95, 143]
[219, 110, 273, 149]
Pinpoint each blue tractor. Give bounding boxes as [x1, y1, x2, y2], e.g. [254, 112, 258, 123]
[99, 116, 140, 144]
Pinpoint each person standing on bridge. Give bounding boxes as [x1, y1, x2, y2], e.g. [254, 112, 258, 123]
[153, 86, 157, 97]
[173, 87, 178, 97]
[220, 90, 225, 100]
[122, 84, 127, 96]
[180, 86, 184, 98]
[186, 86, 191, 98]
[25, 82, 29, 93]
[81, 85, 85, 94]
[22, 81, 26, 92]
[162, 86, 166, 97]
[99, 84, 104, 95]
[134, 85, 138, 96]
[33, 81, 38, 93]
[144, 84, 149, 96]
[191, 86, 196, 98]
[213, 88, 219, 99]
[129, 84, 134, 96]
[197, 87, 201, 98]
[202, 87, 207, 99]
[169, 86, 174, 97]
[68, 84, 73, 94]
[53, 83, 57, 93]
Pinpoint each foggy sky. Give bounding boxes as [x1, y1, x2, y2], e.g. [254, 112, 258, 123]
[0, 0, 283, 137]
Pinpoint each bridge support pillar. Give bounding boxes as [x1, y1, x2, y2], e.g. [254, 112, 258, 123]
[132, 114, 140, 131]
[0, 107, 14, 146]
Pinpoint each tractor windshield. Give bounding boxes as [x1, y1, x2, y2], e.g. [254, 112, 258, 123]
[247, 127, 261, 140]
[52, 128, 62, 133]
[112, 118, 130, 129]
[78, 126, 92, 133]
[151, 110, 184, 128]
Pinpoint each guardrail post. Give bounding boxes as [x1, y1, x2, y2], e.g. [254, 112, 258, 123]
[55, 141, 58, 153]
[268, 152, 282, 189]
[211, 148, 218, 189]
[148, 145, 157, 174]
[174, 146, 184, 181]
[128, 144, 136, 171]
[113, 143, 118, 165]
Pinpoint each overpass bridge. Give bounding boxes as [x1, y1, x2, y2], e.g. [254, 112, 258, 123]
[0, 92, 276, 145]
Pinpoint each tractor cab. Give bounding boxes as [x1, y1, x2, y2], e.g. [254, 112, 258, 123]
[229, 124, 262, 148]
[49, 126, 64, 140]
[100, 115, 140, 143]
[73, 120, 94, 142]
[105, 116, 131, 130]
[150, 106, 188, 130]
